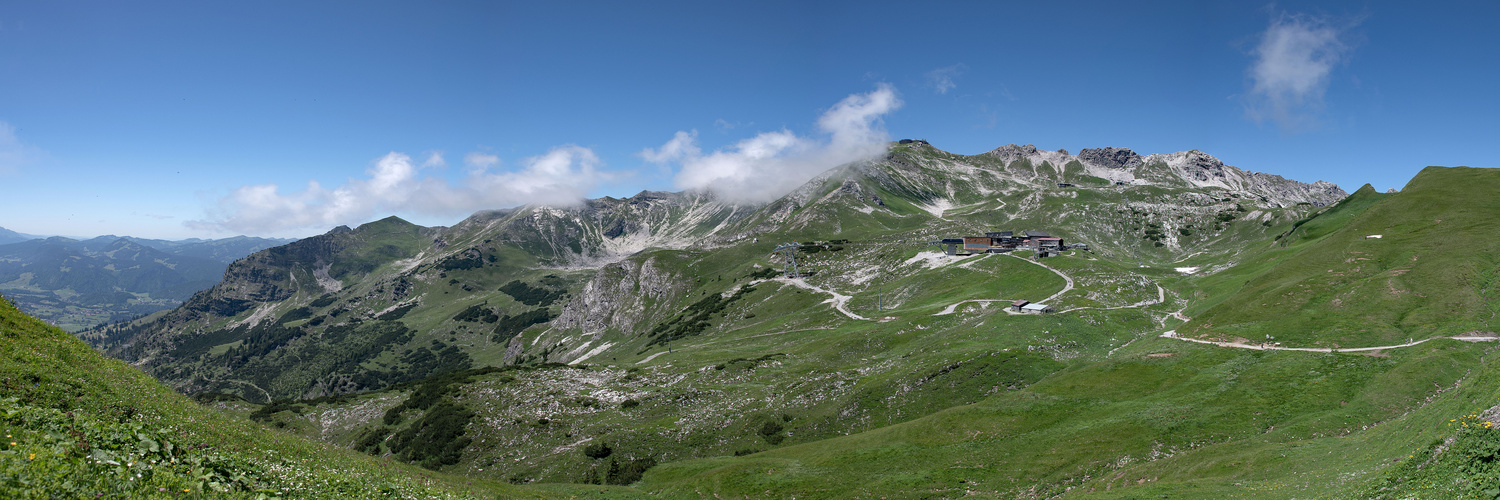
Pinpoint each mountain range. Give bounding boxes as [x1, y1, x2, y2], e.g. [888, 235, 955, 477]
[0, 234, 292, 331]
[0, 225, 44, 246]
[92, 142, 1346, 397]
[7, 141, 1498, 498]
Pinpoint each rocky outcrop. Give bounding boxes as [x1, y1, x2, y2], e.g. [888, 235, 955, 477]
[551, 256, 685, 339]
[1078, 147, 1143, 169]
[1141, 150, 1346, 207]
[983, 144, 1041, 164]
[447, 190, 752, 266]
[968, 144, 1347, 207]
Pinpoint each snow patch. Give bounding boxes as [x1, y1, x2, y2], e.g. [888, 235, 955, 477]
[1175, 267, 1200, 275]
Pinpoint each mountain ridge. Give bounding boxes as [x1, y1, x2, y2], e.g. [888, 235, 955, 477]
[0, 234, 290, 331]
[41, 143, 1500, 497]
[93, 141, 1342, 400]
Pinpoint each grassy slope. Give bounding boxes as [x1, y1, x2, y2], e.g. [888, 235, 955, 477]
[614, 168, 1500, 498]
[250, 244, 1170, 485]
[1183, 167, 1500, 347]
[1164, 182, 1394, 321]
[633, 326, 1495, 498]
[0, 295, 639, 499]
[66, 158, 1500, 497]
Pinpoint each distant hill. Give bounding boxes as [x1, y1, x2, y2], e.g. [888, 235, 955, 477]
[0, 225, 42, 246]
[0, 234, 292, 331]
[121, 235, 295, 263]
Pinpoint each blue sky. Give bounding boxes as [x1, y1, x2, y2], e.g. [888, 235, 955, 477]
[1, 1, 1496, 239]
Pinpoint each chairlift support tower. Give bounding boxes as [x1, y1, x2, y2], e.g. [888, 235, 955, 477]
[772, 242, 804, 278]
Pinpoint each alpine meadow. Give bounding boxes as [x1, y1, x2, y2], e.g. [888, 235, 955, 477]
[4, 138, 1499, 497]
[4, 2, 1500, 499]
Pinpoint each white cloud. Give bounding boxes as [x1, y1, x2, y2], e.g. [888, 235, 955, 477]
[638, 130, 700, 163]
[648, 84, 903, 204]
[1246, 13, 1354, 132]
[463, 151, 500, 170]
[189, 145, 607, 235]
[421, 152, 446, 168]
[0, 121, 44, 175]
[925, 64, 965, 95]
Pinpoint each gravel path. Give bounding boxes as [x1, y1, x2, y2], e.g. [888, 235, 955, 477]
[773, 277, 871, 321]
[1005, 253, 1074, 304]
[936, 255, 1166, 316]
[1158, 330, 1500, 352]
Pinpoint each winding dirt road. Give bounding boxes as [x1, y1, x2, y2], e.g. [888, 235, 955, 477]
[1158, 330, 1500, 352]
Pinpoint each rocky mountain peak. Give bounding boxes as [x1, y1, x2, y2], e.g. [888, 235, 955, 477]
[1077, 147, 1143, 169]
[983, 143, 1041, 163]
[1141, 150, 1230, 183]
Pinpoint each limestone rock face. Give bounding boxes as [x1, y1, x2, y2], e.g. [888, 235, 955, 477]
[1078, 147, 1143, 169]
[552, 256, 685, 339]
[983, 143, 1042, 163]
[966, 144, 1346, 208]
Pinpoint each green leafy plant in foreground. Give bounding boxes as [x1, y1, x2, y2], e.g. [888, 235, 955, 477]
[1364, 413, 1500, 499]
[0, 396, 259, 497]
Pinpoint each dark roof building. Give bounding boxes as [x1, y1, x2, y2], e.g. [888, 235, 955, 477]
[1021, 303, 1055, 313]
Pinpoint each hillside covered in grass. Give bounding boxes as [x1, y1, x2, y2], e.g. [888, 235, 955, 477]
[0, 295, 639, 498]
[48, 143, 1500, 497]
[90, 142, 1340, 405]
[218, 166, 1499, 498]
[1182, 167, 1500, 348]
